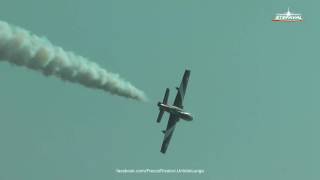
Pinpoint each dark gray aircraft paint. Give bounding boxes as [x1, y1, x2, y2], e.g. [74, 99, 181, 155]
[156, 69, 193, 154]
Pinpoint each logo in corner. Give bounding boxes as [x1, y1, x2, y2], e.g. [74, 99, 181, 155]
[272, 8, 303, 22]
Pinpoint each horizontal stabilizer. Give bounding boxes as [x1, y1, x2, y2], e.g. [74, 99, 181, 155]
[156, 88, 170, 123]
[163, 88, 169, 104]
[156, 110, 164, 123]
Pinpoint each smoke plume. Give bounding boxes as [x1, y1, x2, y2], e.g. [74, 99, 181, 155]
[0, 21, 147, 101]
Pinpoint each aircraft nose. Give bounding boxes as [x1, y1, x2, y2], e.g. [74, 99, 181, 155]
[185, 114, 193, 121]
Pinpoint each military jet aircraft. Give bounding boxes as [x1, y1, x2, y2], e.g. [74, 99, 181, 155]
[156, 69, 193, 154]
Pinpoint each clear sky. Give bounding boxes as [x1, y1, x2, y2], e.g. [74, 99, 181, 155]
[0, 0, 318, 179]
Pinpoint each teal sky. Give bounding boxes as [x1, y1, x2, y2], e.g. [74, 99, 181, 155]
[0, 0, 319, 179]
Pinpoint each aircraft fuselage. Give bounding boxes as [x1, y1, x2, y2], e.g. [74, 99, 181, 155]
[158, 102, 193, 121]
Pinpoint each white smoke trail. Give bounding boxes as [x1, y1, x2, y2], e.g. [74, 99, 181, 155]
[0, 21, 147, 101]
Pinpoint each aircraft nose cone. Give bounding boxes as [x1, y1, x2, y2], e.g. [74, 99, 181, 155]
[185, 114, 193, 121]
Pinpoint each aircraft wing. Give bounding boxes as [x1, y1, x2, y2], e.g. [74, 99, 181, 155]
[160, 114, 179, 153]
[173, 70, 191, 108]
